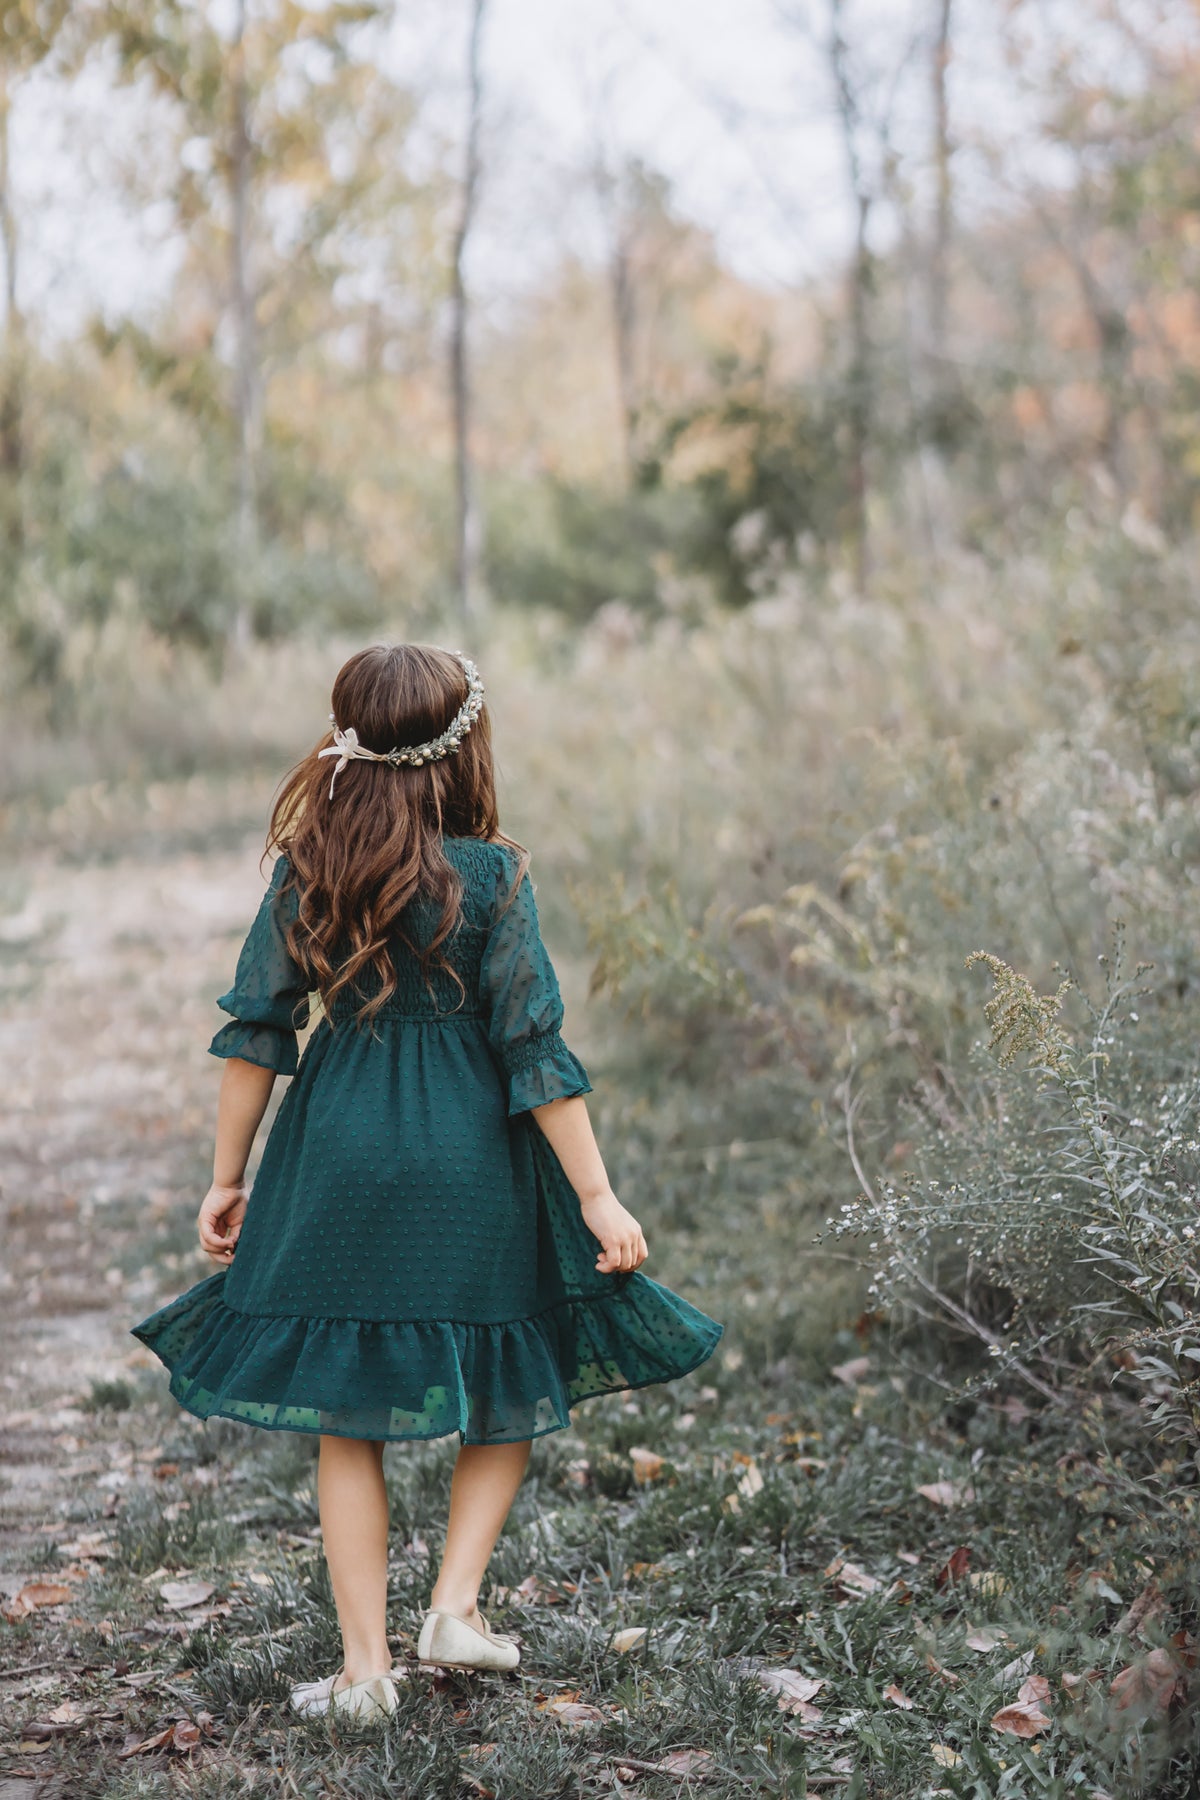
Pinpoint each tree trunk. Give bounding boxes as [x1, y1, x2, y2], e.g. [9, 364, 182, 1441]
[450, 0, 487, 627]
[229, 0, 261, 651]
[929, 0, 953, 357]
[0, 70, 24, 556]
[829, 0, 871, 593]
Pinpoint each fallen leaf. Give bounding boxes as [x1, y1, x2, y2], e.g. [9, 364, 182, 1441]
[756, 1668, 825, 1715]
[924, 1652, 960, 1686]
[965, 1627, 1009, 1653]
[931, 1744, 963, 1767]
[118, 1718, 210, 1758]
[968, 1570, 1007, 1599]
[159, 1579, 215, 1611]
[991, 1700, 1051, 1738]
[825, 1555, 879, 1596]
[611, 1627, 648, 1654]
[541, 1698, 605, 1727]
[1017, 1674, 1050, 1705]
[883, 1683, 914, 1709]
[629, 1447, 664, 1483]
[1, 1581, 75, 1620]
[1109, 1648, 1185, 1716]
[831, 1355, 871, 1386]
[45, 1700, 89, 1723]
[1114, 1581, 1165, 1639]
[721, 1493, 741, 1514]
[736, 1460, 765, 1499]
[655, 1749, 714, 1776]
[917, 1480, 975, 1508]
[934, 1546, 971, 1589]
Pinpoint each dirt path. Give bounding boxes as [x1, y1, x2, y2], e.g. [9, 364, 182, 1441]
[0, 836, 272, 1579]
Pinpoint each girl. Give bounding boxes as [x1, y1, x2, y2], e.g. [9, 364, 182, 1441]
[130, 643, 722, 1723]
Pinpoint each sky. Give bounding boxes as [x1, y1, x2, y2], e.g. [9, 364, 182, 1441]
[5, 0, 1173, 339]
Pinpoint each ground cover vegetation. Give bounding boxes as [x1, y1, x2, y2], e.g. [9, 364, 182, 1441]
[4, 1, 1200, 1793]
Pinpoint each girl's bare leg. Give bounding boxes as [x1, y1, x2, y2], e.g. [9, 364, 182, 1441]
[317, 1435, 393, 1687]
[429, 1440, 532, 1624]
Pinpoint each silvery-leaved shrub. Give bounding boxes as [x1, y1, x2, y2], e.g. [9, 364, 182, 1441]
[827, 926, 1200, 1454]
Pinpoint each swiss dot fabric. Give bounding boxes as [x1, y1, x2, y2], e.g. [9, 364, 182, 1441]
[131, 837, 722, 1443]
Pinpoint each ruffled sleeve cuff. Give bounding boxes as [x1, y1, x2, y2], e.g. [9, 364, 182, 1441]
[208, 1019, 299, 1077]
[502, 1029, 593, 1116]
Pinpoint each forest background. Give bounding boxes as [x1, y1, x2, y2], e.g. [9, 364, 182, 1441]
[3, 2, 1200, 1796]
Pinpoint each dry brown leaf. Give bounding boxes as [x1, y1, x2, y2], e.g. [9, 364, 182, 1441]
[831, 1356, 871, 1386]
[655, 1749, 715, 1776]
[917, 1480, 975, 1508]
[965, 1627, 1009, 1653]
[968, 1570, 1007, 1599]
[1113, 1581, 1166, 1639]
[924, 1652, 961, 1686]
[158, 1579, 215, 1611]
[1017, 1674, 1051, 1705]
[883, 1683, 914, 1709]
[1109, 1648, 1185, 1716]
[1, 1581, 74, 1620]
[756, 1668, 825, 1715]
[629, 1447, 664, 1483]
[45, 1700, 89, 1724]
[611, 1627, 648, 1654]
[118, 1718, 209, 1758]
[541, 1698, 605, 1727]
[931, 1744, 963, 1767]
[991, 1700, 1051, 1738]
[825, 1556, 879, 1596]
[736, 1460, 765, 1499]
[934, 1546, 971, 1589]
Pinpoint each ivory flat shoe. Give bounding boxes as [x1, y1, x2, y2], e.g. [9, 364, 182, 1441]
[289, 1668, 400, 1721]
[417, 1609, 520, 1671]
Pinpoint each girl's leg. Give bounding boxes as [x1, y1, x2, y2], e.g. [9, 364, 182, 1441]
[317, 1435, 393, 1687]
[429, 1440, 532, 1624]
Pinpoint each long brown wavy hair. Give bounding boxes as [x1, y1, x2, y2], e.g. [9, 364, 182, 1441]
[266, 643, 528, 1026]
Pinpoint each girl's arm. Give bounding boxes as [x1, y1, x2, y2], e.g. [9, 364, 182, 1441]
[530, 1094, 648, 1274]
[197, 1057, 277, 1263]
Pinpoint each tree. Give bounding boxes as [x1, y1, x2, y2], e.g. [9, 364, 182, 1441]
[449, 0, 488, 628]
[104, 0, 387, 646]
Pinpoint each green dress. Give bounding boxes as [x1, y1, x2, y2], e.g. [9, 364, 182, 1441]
[130, 838, 722, 1443]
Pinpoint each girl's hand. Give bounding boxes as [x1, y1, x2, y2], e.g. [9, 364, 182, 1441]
[198, 1181, 248, 1264]
[579, 1190, 648, 1274]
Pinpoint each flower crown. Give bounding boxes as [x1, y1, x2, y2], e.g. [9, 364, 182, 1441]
[318, 652, 485, 799]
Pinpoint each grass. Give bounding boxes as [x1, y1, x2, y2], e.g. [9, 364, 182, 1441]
[5, 561, 1200, 1795]
[4, 1364, 1199, 1798]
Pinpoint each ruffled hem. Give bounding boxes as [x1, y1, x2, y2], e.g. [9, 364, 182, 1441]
[130, 1272, 723, 1445]
[209, 1019, 299, 1076]
[506, 1033, 593, 1115]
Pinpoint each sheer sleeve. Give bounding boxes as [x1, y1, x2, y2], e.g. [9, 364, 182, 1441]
[479, 851, 593, 1117]
[208, 856, 311, 1076]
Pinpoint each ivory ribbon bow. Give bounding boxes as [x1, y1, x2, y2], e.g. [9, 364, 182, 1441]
[317, 725, 394, 799]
